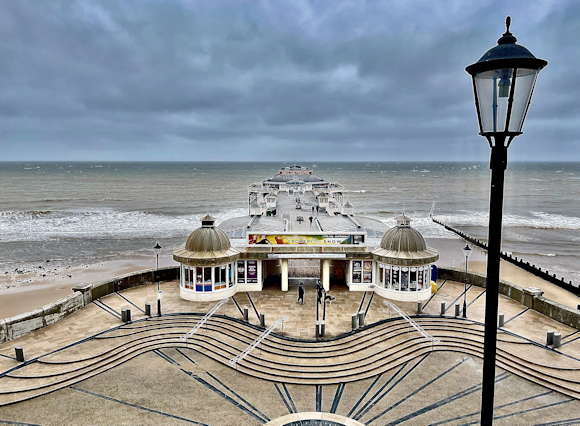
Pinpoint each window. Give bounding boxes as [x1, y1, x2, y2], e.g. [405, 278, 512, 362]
[392, 267, 400, 290]
[214, 266, 227, 290]
[401, 268, 409, 291]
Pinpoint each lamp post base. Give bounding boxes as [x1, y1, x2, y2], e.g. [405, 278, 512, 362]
[157, 299, 161, 317]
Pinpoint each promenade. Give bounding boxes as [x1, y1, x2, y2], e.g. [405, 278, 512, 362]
[1, 278, 580, 425]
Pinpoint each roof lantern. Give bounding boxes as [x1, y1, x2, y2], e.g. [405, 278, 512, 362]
[173, 215, 240, 266]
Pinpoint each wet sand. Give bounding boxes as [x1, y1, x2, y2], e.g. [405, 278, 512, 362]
[1, 237, 577, 319]
[0, 255, 178, 319]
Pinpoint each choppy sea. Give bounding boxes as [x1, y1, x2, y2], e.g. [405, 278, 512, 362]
[1, 161, 579, 285]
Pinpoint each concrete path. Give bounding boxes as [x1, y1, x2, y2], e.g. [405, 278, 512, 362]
[1, 279, 580, 425]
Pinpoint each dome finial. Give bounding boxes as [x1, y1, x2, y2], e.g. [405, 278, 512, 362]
[497, 15, 517, 45]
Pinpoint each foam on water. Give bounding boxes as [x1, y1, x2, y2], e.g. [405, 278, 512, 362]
[0, 207, 248, 242]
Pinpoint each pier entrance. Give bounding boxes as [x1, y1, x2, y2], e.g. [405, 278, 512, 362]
[288, 259, 319, 278]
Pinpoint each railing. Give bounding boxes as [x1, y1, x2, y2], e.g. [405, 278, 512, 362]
[229, 315, 289, 374]
[383, 300, 439, 350]
[180, 298, 230, 341]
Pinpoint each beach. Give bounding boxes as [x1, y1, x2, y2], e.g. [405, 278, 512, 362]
[1, 161, 579, 318]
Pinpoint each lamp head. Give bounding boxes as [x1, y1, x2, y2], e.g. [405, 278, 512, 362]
[466, 17, 547, 138]
[153, 241, 162, 255]
[463, 244, 472, 259]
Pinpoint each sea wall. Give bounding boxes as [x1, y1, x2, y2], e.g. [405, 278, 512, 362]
[0, 266, 179, 343]
[438, 266, 580, 329]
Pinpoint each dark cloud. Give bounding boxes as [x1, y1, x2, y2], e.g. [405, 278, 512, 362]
[0, 0, 577, 161]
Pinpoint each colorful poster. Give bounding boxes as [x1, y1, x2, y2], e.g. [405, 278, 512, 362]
[248, 234, 363, 245]
[247, 260, 258, 283]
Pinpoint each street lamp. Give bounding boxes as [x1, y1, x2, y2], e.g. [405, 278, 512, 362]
[462, 244, 472, 318]
[153, 241, 162, 316]
[465, 16, 547, 424]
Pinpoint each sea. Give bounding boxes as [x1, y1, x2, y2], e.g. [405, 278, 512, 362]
[1, 161, 579, 286]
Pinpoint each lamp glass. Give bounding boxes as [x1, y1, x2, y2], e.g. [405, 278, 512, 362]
[463, 244, 472, 259]
[474, 67, 539, 133]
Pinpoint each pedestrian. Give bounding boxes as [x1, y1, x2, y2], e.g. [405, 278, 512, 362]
[316, 280, 324, 304]
[312, 206, 315, 213]
[309, 216, 313, 226]
[316, 206, 319, 214]
[298, 282, 305, 305]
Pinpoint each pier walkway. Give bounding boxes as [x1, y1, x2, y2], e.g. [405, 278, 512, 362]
[2, 279, 580, 424]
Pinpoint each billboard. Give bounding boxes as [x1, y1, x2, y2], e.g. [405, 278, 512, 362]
[248, 234, 364, 245]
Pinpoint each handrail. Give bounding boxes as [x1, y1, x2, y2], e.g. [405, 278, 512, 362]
[229, 315, 289, 369]
[383, 300, 439, 346]
[180, 298, 230, 341]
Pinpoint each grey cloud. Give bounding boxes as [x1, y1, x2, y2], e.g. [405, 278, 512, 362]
[0, 0, 577, 161]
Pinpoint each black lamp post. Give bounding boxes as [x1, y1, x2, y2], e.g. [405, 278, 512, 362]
[153, 241, 162, 316]
[466, 17, 547, 424]
[462, 244, 472, 318]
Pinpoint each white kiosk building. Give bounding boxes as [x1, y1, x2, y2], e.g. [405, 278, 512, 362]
[371, 214, 439, 301]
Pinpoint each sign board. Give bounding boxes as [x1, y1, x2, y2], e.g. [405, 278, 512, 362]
[237, 260, 245, 284]
[247, 260, 258, 283]
[158, 290, 163, 300]
[248, 234, 365, 245]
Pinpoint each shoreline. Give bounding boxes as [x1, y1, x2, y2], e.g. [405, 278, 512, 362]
[0, 254, 178, 319]
[1, 237, 578, 319]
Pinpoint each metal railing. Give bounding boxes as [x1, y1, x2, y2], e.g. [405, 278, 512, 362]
[180, 298, 230, 341]
[383, 300, 439, 350]
[229, 315, 289, 374]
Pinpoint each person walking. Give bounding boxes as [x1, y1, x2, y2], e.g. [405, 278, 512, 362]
[297, 282, 305, 305]
[316, 280, 324, 304]
[309, 216, 313, 226]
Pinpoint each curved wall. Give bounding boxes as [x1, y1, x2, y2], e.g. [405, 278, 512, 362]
[374, 286, 431, 302]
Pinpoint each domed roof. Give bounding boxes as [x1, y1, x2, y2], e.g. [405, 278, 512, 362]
[185, 214, 231, 252]
[372, 214, 439, 266]
[380, 214, 426, 252]
[173, 214, 240, 266]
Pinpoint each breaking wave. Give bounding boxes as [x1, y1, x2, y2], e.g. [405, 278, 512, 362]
[0, 207, 248, 242]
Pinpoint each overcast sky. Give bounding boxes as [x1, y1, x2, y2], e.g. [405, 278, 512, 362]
[0, 0, 577, 161]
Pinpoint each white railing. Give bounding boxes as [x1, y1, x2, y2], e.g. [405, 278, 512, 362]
[180, 298, 230, 341]
[229, 316, 289, 373]
[383, 300, 439, 349]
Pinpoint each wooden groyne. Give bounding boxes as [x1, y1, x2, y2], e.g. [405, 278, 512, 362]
[431, 216, 579, 296]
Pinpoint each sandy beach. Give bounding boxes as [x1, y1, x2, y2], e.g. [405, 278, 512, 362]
[0, 254, 178, 319]
[2, 236, 578, 320]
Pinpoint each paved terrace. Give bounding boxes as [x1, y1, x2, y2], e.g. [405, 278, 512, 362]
[1, 280, 580, 425]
